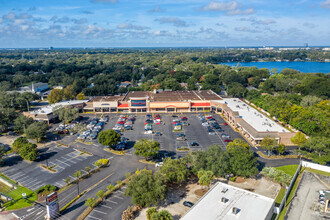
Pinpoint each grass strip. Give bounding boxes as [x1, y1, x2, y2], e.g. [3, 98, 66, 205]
[104, 148, 126, 155]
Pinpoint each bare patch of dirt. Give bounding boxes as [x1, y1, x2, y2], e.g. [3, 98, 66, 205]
[194, 188, 208, 197]
[235, 176, 246, 183]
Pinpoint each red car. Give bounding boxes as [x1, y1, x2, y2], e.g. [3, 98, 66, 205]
[117, 121, 125, 124]
[120, 116, 127, 120]
[224, 139, 232, 142]
[181, 117, 187, 121]
[224, 123, 228, 126]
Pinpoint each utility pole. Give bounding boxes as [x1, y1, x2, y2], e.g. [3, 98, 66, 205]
[26, 100, 30, 112]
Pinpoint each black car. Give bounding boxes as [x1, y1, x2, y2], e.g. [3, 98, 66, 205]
[183, 201, 194, 208]
[190, 142, 199, 146]
[154, 132, 162, 136]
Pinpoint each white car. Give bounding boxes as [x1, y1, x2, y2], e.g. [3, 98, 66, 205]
[155, 162, 163, 167]
[144, 130, 152, 134]
[202, 122, 209, 126]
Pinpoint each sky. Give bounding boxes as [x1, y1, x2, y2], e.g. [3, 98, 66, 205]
[0, 0, 329, 48]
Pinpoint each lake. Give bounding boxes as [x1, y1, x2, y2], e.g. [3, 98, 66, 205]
[219, 62, 330, 73]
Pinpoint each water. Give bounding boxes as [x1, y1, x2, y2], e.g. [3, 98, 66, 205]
[219, 62, 330, 73]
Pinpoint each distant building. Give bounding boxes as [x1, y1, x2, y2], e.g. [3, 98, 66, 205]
[117, 81, 131, 88]
[23, 100, 88, 124]
[20, 82, 49, 93]
[53, 85, 65, 90]
[181, 182, 275, 220]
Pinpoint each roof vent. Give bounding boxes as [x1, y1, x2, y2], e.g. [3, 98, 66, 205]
[232, 207, 240, 215]
[221, 197, 228, 203]
[221, 188, 228, 193]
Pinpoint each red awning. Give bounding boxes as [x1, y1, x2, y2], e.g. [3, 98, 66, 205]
[191, 103, 211, 107]
[118, 103, 129, 108]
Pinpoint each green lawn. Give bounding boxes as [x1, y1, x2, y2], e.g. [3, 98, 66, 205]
[305, 168, 330, 177]
[0, 173, 37, 210]
[276, 165, 299, 177]
[275, 187, 286, 206]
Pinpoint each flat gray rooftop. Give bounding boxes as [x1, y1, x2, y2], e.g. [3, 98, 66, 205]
[181, 182, 275, 220]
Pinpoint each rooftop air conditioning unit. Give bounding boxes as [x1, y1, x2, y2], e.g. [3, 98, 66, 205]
[221, 188, 228, 193]
[232, 207, 240, 215]
[221, 197, 228, 203]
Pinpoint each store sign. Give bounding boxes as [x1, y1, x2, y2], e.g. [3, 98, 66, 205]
[46, 192, 59, 220]
[131, 99, 146, 107]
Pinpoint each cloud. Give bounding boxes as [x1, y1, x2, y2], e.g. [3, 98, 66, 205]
[200, 1, 254, 15]
[201, 1, 238, 11]
[82, 10, 94, 14]
[240, 17, 276, 25]
[28, 6, 37, 11]
[216, 22, 226, 27]
[303, 22, 316, 28]
[50, 16, 88, 24]
[148, 6, 165, 13]
[321, 0, 330, 9]
[235, 26, 259, 33]
[155, 17, 188, 27]
[92, 0, 117, 3]
[117, 23, 148, 30]
[3, 12, 16, 20]
[227, 8, 254, 15]
[73, 18, 88, 25]
[0, 18, 2, 24]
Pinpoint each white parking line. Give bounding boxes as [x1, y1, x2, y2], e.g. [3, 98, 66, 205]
[113, 195, 123, 199]
[100, 204, 112, 209]
[11, 172, 25, 179]
[21, 178, 39, 186]
[56, 159, 71, 166]
[29, 181, 43, 189]
[93, 210, 107, 215]
[107, 200, 118, 204]
[17, 175, 31, 182]
[87, 216, 102, 220]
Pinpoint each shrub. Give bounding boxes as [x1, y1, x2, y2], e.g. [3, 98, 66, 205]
[122, 206, 134, 220]
[229, 176, 237, 182]
[147, 208, 158, 220]
[95, 158, 109, 167]
[35, 184, 57, 194]
[261, 167, 292, 186]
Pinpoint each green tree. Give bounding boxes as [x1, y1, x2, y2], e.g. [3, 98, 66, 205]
[54, 106, 79, 123]
[124, 169, 166, 207]
[48, 89, 64, 104]
[300, 95, 322, 107]
[12, 137, 29, 153]
[152, 210, 173, 220]
[147, 208, 158, 220]
[226, 139, 249, 151]
[96, 190, 105, 201]
[76, 92, 86, 100]
[227, 82, 247, 98]
[302, 136, 329, 157]
[197, 170, 214, 188]
[276, 144, 286, 155]
[63, 85, 76, 100]
[84, 166, 92, 174]
[73, 170, 83, 179]
[227, 145, 258, 177]
[85, 198, 96, 207]
[98, 129, 121, 147]
[106, 184, 115, 191]
[290, 132, 307, 148]
[94, 158, 109, 167]
[0, 145, 5, 165]
[205, 145, 230, 177]
[19, 142, 39, 161]
[64, 177, 71, 185]
[184, 151, 207, 175]
[25, 122, 48, 142]
[159, 158, 189, 184]
[134, 139, 160, 159]
[260, 136, 277, 156]
[14, 114, 34, 134]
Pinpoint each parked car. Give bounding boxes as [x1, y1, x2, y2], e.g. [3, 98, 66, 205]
[224, 139, 233, 142]
[154, 132, 162, 136]
[208, 130, 216, 135]
[182, 122, 189, 126]
[176, 136, 186, 141]
[190, 142, 199, 146]
[177, 133, 185, 137]
[155, 162, 163, 167]
[183, 201, 194, 208]
[181, 117, 188, 121]
[224, 123, 228, 126]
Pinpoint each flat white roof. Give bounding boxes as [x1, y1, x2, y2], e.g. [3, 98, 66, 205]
[30, 100, 88, 115]
[214, 98, 289, 133]
[182, 182, 275, 220]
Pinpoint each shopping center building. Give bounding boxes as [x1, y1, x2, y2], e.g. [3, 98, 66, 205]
[83, 90, 221, 113]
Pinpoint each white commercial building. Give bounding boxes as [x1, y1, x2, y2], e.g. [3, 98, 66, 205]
[182, 182, 275, 220]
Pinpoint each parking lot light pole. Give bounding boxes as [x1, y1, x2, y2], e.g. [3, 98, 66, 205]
[77, 182, 80, 196]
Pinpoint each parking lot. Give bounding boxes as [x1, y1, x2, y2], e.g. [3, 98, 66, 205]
[0, 143, 101, 191]
[87, 186, 131, 220]
[72, 113, 246, 159]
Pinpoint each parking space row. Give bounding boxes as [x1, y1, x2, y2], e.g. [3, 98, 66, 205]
[87, 186, 129, 220]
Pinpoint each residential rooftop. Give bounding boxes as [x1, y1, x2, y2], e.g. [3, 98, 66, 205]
[181, 182, 275, 220]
